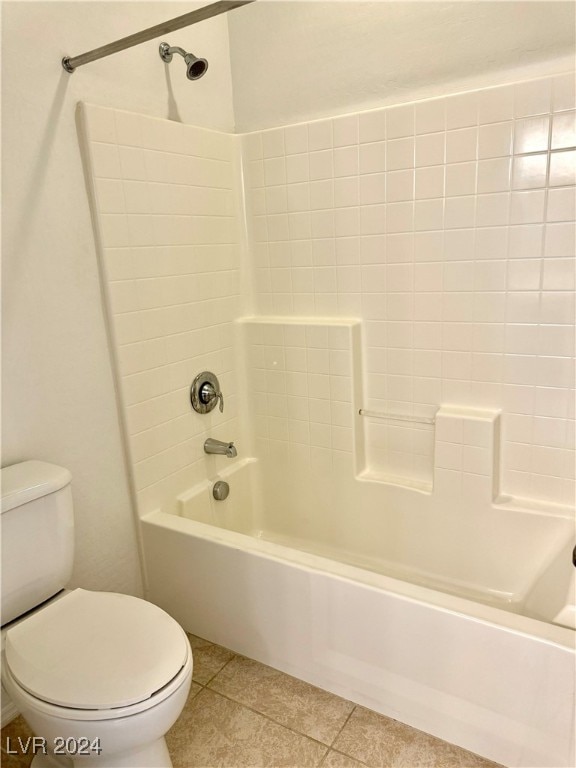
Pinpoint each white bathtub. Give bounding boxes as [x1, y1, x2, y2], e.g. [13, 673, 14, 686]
[141, 458, 575, 768]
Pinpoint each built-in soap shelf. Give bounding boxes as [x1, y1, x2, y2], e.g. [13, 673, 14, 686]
[358, 408, 438, 426]
[357, 468, 433, 494]
[356, 405, 437, 490]
[356, 404, 502, 499]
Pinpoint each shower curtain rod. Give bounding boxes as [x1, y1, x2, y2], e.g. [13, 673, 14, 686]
[62, 0, 255, 72]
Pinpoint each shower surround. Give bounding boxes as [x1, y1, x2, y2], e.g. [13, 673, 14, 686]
[81, 72, 575, 513]
[80, 71, 575, 768]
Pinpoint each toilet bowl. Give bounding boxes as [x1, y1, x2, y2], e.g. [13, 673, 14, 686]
[2, 589, 193, 767]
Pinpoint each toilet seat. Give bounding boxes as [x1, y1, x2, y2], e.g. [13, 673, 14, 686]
[2, 650, 192, 722]
[5, 589, 190, 714]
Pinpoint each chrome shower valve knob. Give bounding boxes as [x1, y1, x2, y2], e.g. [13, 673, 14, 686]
[199, 382, 223, 413]
[190, 371, 224, 414]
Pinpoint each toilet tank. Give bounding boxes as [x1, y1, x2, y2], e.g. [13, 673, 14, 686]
[1, 461, 74, 626]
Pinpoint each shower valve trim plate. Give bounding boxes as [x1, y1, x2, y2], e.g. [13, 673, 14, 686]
[191, 371, 224, 414]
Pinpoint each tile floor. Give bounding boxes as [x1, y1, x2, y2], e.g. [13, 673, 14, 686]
[1, 634, 503, 768]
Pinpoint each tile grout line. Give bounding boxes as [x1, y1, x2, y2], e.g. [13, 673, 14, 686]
[191, 657, 346, 755]
[203, 650, 359, 751]
[315, 745, 331, 767]
[324, 747, 371, 768]
[195, 649, 238, 688]
[319, 704, 373, 766]
[193, 642, 362, 757]
[190, 643, 497, 767]
[202, 685, 337, 752]
[328, 705, 357, 749]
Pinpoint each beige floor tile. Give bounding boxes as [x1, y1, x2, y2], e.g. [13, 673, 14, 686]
[1, 715, 34, 768]
[208, 655, 355, 745]
[182, 681, 204, 705]
[322, 749, 368, 767]
[188, 633, 236, 685]
[166, 687, 327, 767]
[333, 707, 502, 768]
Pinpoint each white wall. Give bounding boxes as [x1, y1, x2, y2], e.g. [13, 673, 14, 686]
[1, 1, 235, 595]
[228, 1, 575, 131]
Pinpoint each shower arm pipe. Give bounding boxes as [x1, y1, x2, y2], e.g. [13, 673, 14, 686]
[62, 0, 255, 72]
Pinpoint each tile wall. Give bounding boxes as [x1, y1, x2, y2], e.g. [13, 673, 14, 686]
[82, 73, 575, 512]
[239, 318, 360, 538]
[242, 73, 576, 506]
[243, 317, 357, 452]
[81, 104, 243, 515]
[434, 405, 500, 506]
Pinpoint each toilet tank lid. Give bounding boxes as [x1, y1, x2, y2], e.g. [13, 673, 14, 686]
[1, 461, 72, 514]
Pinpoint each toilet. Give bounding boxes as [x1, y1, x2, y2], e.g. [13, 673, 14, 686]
[1, 461, 193, 768]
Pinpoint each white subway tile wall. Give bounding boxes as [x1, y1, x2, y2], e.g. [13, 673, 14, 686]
[82, 73, 575, 511]
[81, 104, 242, 515]
[243, 74, 575, 505]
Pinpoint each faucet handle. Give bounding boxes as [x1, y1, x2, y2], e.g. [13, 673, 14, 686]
[191, 372, 224, 414]
[200, 382, 224, 413]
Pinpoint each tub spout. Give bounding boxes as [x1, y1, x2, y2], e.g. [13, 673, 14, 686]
[204, 438, 237, 458]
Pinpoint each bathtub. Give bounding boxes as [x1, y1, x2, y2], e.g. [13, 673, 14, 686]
[141, 458, 575, 768]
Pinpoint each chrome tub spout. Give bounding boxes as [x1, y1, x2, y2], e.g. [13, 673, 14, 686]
[204, 438, 237, 458]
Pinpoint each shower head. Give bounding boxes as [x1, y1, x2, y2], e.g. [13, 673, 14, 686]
[185, 53, 209, 80]
[159, 42, 208, 80]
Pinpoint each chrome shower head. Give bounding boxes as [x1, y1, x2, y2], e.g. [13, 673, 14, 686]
[184, 53, 208, 80]
[159, 42, 208, 80]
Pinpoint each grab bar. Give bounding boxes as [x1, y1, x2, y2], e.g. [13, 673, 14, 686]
[358, 409, 437, 426]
